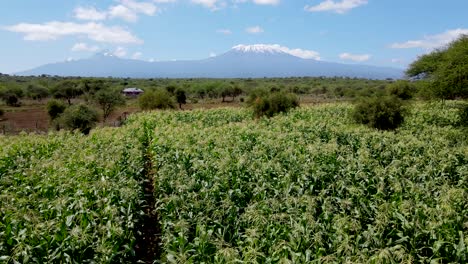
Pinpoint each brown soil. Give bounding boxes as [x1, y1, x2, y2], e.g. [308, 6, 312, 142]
[0, 108, 49, 134]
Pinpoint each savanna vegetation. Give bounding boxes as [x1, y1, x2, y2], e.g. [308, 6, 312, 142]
[0, 35, 467, 262]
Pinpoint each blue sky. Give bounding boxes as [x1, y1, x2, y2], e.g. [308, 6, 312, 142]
[1, 0, 467, 74]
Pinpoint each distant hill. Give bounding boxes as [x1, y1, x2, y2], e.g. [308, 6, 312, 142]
[17, 45, 403, 79]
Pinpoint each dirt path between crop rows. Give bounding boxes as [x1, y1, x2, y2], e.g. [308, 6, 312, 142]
[134, 133, 161, 263]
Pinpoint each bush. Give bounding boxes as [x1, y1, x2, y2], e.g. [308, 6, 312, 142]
[387, 80, 416, 100]
[250, 91, 299, 118]
[459, 103, 468, 127]
[353, 96, 405, 130]
[4, 94, 21, 107]
[60, 104, 99, 134]
[139, 90, 175, 110]
[46, 99, 67, 120]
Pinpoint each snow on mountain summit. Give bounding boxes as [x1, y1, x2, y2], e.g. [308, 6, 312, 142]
[231, 44, 321, 60]
[232, 44, 289, 54]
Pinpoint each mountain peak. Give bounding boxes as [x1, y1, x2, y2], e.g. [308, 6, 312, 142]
[231, 44, 289, 55]
[92, 50, 117, 59]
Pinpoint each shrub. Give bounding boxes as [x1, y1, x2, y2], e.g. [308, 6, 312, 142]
[46, 99, 67, 120]
[139, 90, 175, 110]
[387, 80, 416, 100]
[459, 103, 468, 127]
[60, 104, 99, 134]
[250, 91, 299, 118]
[4, 94, 21, 107]
[353, 96, 405, 130]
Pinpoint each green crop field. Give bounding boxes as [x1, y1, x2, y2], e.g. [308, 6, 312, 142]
[1, 102, 467, 263]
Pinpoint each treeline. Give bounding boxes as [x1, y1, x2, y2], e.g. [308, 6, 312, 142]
[0, 75, 401, 106]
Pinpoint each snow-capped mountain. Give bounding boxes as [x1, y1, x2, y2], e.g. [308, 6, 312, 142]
[17, 45, 403, 79]
[231, 44, 290, 55]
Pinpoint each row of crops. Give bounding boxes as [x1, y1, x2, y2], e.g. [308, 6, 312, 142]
[0, 102, 467, 263]
[0, 124, 148, 263]
[140, 102, 467, 263]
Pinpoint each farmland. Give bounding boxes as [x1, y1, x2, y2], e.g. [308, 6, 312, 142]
[1, 101, 467, 263]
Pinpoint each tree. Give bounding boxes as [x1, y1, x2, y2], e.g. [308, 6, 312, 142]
[60, 104, 99, 134]
[94, 89, 125, 121]
[46, 99, 67, 120]
[138, 90, 175, 110]
[52, 80, 83, 105]
[0, 85, 24, 107]
[175, 89, 187, 109]
[406, 35, 468, 99]
[26, 84, 50, 101]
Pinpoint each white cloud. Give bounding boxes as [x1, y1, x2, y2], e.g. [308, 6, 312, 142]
[252, 0, 280, 5]
[74, 0, 161, 23]
[114, 46, 127, 57]
[121, 0, 158, 15]
[234, 0, 280, 5]
[390, 28, 468, 50]
[339, 52, 371, 62]
[71, 42, 100, 52]
[132, 51, 143, 59]
[246, 26, 264, 34]
[4, 21, 143, 44]
[191, 0, 223, 9]
[216, 29, 232, 35]
[109, 5, 139, 22]
[74, 7, 107, 21]
[285, 47, 321, 60]
[209, 52, 217, 57]
[305, 0, 367, 14]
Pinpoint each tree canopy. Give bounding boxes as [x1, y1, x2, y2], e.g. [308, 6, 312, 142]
[406, 35, 468, 99]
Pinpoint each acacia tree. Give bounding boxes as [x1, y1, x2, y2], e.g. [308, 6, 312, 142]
[407, 35, 468, 99]
[94, 89, 125, 122]
[52, 80, 83, 105]
[175, 89, 187, 109]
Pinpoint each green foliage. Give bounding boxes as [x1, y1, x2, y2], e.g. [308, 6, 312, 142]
[94, 89, 125, 121]
[250, 91, 299, 118]
[175, 89, 187, 109]
[135, 104, 468, 263]
[138, 89, 175, 110]
[3, 94, 21, 107]
[0, 85, 24, 107]
[407, 35, 468, 99]
[60, 104, 99, 134]
[387, 80, 416, 100]
[165, 85, 177, 95]
[46, 99, 67, 120]
[0, 103, 467, 262]
[221, 86, 243, 102]
[26, 84, 49, 100]
[459, 103, 468, 126]
[0, 126, 144, 262]
[353, 96, 405, 130]
[52, 80, 84, 105]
